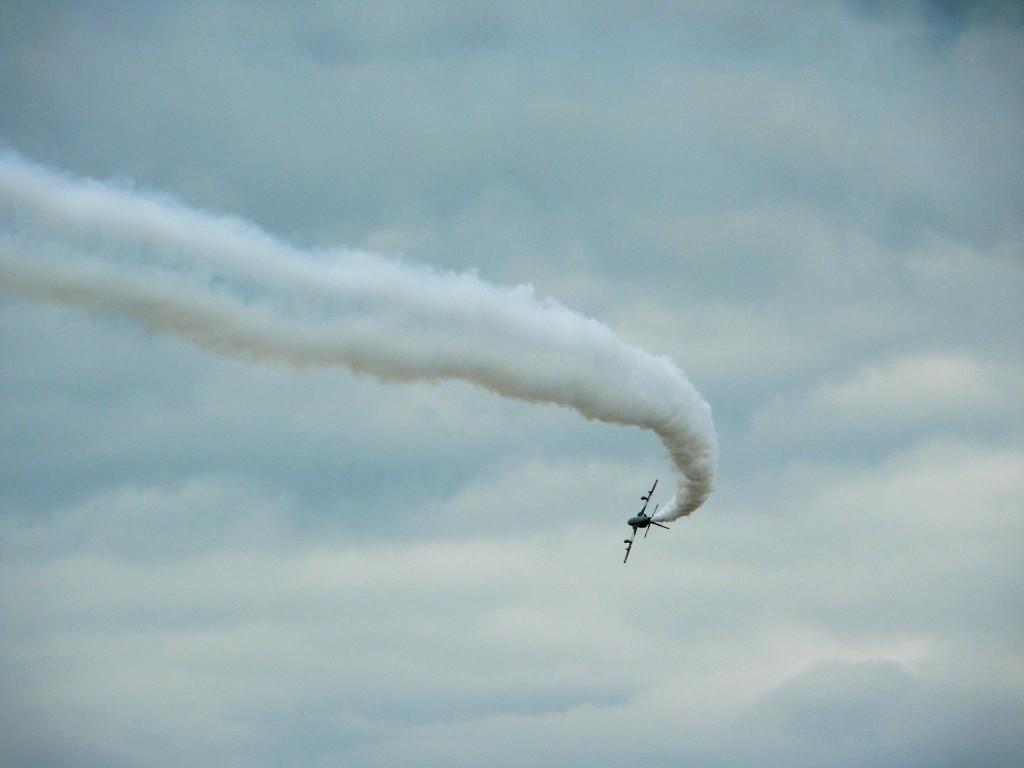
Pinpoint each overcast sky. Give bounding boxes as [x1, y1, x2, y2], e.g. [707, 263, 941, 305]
[1, 2, 1023, 766]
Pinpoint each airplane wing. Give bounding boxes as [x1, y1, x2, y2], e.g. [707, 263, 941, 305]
[623, 531, 636, 563]
[639, 479, 658, 514]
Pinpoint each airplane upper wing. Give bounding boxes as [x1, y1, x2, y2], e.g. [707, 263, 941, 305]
[639, 479, 658, 515]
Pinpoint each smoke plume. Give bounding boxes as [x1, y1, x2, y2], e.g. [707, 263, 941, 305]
[0, 151, 717, 520]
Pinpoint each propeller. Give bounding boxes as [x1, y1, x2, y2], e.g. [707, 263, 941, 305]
[644, 504, 659, 537]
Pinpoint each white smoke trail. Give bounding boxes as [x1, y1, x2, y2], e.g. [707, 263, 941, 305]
[0, 151, 717, 520]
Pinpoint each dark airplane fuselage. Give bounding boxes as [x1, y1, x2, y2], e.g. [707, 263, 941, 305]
[628, 514, 652, 528]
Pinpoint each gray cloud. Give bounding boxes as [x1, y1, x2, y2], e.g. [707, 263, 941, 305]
[734, 658, 1024, 768]
[1, 1, 1022, 766]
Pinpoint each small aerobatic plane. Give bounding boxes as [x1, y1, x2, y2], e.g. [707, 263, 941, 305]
[622, 479, 669, 563]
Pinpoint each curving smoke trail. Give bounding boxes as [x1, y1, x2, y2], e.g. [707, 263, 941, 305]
[0, 151, 716, 520]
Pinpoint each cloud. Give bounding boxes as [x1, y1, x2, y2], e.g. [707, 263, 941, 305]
[735, 658, 1024, 768]
[812, 353, 1014, 424]
[746, 351, 1022, 464]
[1, 2, 1022, 766]
[1, 151, 718, 518]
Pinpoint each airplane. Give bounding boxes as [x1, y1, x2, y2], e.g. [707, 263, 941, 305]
[623, 479, 669, 563]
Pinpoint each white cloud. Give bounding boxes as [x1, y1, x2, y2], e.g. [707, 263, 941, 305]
[2, 1, 1022, 766]
[813, 352, 1011, 423]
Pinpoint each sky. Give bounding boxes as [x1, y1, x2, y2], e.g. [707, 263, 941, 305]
[1, 1, 1022, 766]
